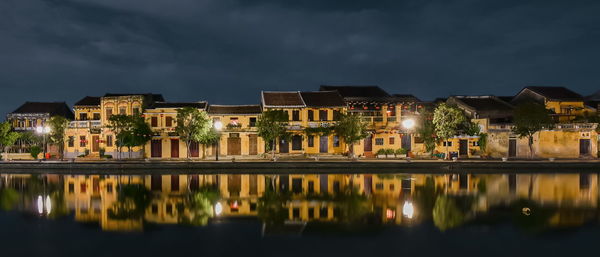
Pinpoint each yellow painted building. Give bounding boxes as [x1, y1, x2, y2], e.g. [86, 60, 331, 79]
[65, 94, 164, 158]
[143, 102, 208, 159]
[207, 105, 265, 157]
[512, 86, 596, 123]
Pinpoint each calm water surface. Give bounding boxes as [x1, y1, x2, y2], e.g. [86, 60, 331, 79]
[0, 171, 599, 257]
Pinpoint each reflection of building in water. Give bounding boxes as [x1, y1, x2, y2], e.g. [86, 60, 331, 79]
[1, 172, 599, 232]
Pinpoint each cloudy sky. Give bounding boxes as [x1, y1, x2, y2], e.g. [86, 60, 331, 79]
[1, 0, 599, 116]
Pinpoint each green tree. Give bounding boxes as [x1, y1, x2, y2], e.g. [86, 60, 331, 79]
[198, 128, 220, 159]
[512, 102, 554, 158]
[0, 122, 20, 160]
[416, 108, 438, 156]
[175, 107, 212, 159]
[333, 113, 368, 158]
[433, 103, 466, 159]
[48, 116, 69, 160]
[256, 110, 289, 160]
[433, 195, 465, 231]
[122, 115, 153, 158]
[108, 184, 153, 220]
[107, 115, 132, 159]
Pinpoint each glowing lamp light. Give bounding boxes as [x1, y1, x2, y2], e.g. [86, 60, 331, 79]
[46, 195, 52, 215]
[402, 201, 414, 219]
[37, 195, 44, 214]
[214, 202, 223, 216]
[402, 119, 415, 129]
[213, 120, 223, 131]
[386, 209, 396, 220]
[36, 126, 51, 134]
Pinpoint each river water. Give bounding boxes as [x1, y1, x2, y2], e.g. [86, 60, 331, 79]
[0, 171, 598, 256]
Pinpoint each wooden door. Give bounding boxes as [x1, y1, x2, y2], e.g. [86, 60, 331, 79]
[170, 139, 179, 158]
[364, 134, 373, 152]
[248, 134, 258, 155]
[580, 139, 590, 156]
[279, 138, 289, 153]
[459, 139, 468, 156]
[92, 136, 99, 152]
[151, 139, 162, 158]
[319, 136, 328, 153]
[190, 141, 199, 157]
[227, 136, 241, 155]
[401, 134, 411, 151]
[508, 139, 517, 157]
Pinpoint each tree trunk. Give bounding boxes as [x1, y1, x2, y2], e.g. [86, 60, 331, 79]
[202, 144, 206, 160]
[528, 135, 534, 159]
[445, 140, 450, 160]
[186, 141, 191, 160]
[348, 143, 354, 159]
[271, 139, 276, 160]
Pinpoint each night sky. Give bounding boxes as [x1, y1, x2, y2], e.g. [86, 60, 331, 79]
[1, 0, 599, 117]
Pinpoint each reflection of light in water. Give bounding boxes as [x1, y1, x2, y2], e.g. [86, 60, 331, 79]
[386, 209, 396, 219]
[402, 201, 414, 219]
[215, 202, 223, 216]
[46, 195, 52, 215]
[37, 195, 43, 214]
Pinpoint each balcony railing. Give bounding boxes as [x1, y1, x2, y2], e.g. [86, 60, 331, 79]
[555, 123, 597, 130]
[69, 120, 102, 128]
[387, 117, 397, 122]
[308, 122, 335, 128]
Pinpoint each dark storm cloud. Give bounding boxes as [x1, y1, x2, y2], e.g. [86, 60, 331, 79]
[1, 0, 600, 116]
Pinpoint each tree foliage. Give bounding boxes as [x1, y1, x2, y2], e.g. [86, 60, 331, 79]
[433, 103, 467, 158]
[333, 113, 368, 157]
[176, 107, 212, 159]
[256, 110, 289, 159]
[198, 128, 220, 159]
[107, 115, 132, 159]
[512, 102, 554, 158]
[416, 108, 438, 155]
[109, 115, 152, 158]
[48, 116, 69, 160]
[0, 122, 20, 160]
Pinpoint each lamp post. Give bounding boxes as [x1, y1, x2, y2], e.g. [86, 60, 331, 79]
[36, 125, 51, 160]
[213, 120, 223, 161]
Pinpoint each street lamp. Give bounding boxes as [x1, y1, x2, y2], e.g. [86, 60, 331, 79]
[401, 119, 415, 130]
[213, 120, 223, 161]
[36, 125, 51, 160]
[402, 201, 414, 219]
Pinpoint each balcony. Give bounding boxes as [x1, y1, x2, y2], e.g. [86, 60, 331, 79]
[555, 123, 597, 130]
[308, 121, 335, 128]
[69, 120, 102, 129]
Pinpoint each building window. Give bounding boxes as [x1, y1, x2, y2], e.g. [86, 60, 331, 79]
[249, 117, 257, 127]
[292, 110, 300, 121]
[389, 137, 395, 145]
[68, 136, 74, 147]
[292, 135, 302, 150]
[80, 136, 86, 147]
[388, 105, 396, 116]
[308, 110, 314, 121]
[443, 141, 452, 147]
[308, 136, 314, 147]
[229, 117, 239, 126]
[165, 116, 173, 127]
[93, 113, 101, 120]
[119, 107, 126, 115]
[151, 117, 158, 127]
[333, 110, 341, 120]
[472, 141, 479, 146]
[319, 110, 328, 121]
[79, 113, 88, 120]
[334, 136, 340, 147]
[375, 138, 384, 145]
[133, 107, 140, 115]
[106, 135, 113, 147]
[106, 108, 113, 119]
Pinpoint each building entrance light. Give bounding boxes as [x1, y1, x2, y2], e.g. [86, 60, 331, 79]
[402, 119, 415, 129]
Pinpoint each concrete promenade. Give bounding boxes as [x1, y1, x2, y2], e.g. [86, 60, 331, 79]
[1, 158, 600, 174]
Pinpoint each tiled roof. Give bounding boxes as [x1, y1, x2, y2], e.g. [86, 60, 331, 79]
[523, 86, 583, 101]
[9, 102, 74, 119]
[150, 102, 207, 109]
[449, 96, 514, 121]
[104, 93, 165, 102]
[392, 94, 421, 102]
[74, 96, 101, 106]
[208, 105, 262, 115]
[319, 85, 390, 98]
[300, 91, 346, 107]
[262, 91, 305, 107]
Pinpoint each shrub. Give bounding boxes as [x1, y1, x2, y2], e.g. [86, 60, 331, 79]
[84, 149, 90, 156]
[376, 149, 387, 156]
[396, 148, 408, 156]
[30, 146, 42, 159]
[99, 148, 106, 156]
[385, 149, 395, 156]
